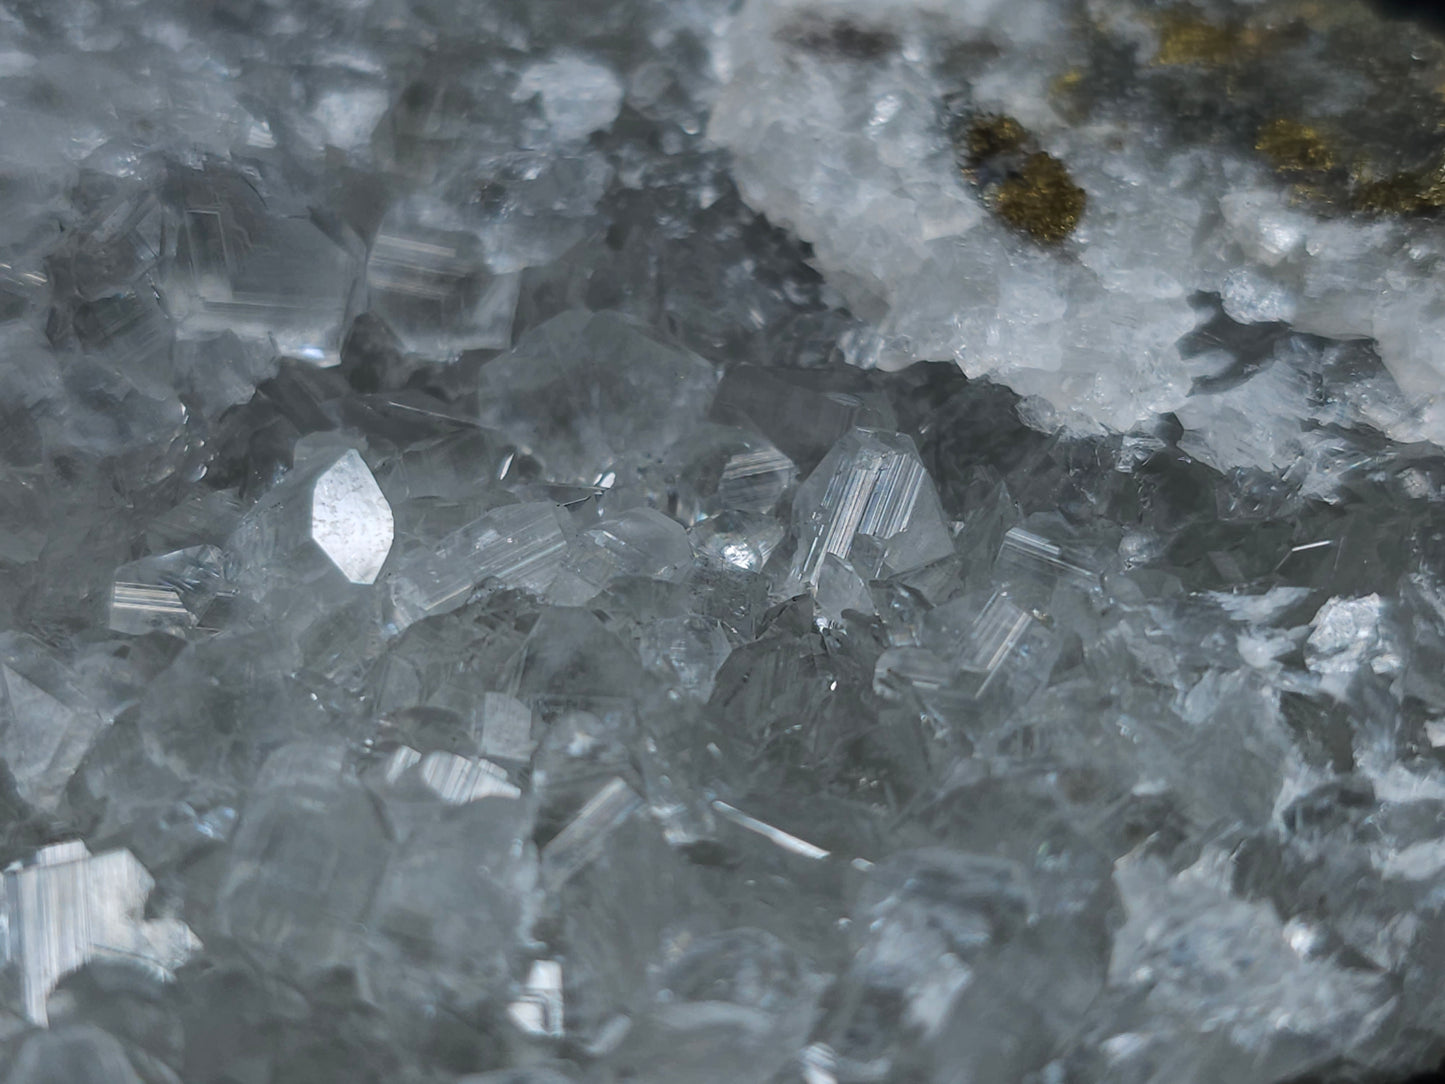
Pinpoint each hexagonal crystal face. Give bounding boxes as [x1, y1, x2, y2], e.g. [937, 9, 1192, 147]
[309, 449, 394, 585]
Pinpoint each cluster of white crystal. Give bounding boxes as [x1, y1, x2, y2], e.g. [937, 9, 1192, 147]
[708, 0, 1445, 466]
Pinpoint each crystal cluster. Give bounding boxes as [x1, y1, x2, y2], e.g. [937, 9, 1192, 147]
[709, 0, 1445, 477]
[0, 0, 1444, 1082]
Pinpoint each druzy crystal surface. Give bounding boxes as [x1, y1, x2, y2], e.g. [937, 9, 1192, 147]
[4, 0, 1445, 1082]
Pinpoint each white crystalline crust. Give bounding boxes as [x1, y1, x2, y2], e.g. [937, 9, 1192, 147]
[708, 0, 1445, 466]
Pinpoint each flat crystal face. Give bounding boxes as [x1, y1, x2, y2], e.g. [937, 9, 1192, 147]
[7, 0, 1445, 1081]
[310, 449, 395, 585]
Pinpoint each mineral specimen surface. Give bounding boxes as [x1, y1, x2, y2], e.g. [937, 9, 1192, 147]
[0, 0, 1443, 1082]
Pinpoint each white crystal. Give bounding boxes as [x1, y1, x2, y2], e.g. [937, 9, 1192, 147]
[514, 53, 624, 143]
[310, 449, 395, 585]
[707, 0, 1445, 464]
[0, 843, 200, 1025]
[417, 750, 521, 803]
[508, 958, 565, 1038]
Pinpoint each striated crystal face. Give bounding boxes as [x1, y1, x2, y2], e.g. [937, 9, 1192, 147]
[790, 428, 954, 592]
[6, 0, 1445, 1081]
[0, 843, 200, 1025]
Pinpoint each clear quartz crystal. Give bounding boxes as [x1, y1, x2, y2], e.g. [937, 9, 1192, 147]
[0, 842, 200, 1024]
[550, 507, 693, 604]
[716, 446, 797, 513]
[166, 168, 360, 365]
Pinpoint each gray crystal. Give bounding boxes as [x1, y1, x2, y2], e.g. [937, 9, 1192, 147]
[165, 168, 359, 366]
[215, 743, 390, 975]
[540, 777, 643, 891]
[5, 1027, 144, 1084]
[479, 691, 537, 764]
[0, 636, 112, 814]
[6, 0, 1445, 1079]
[551, 507, 694, 604]
[474, 311, 717, 485]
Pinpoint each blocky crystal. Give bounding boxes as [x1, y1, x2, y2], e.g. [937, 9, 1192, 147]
[387, 501, 569, 631]
[107, 545, 231, 637]
[367, 202, 519, 356]
[0, 842, 200, 1025]
[0, 635, 112, 813]
[790, 428, 954, 593]
[229, 442, 394, 591]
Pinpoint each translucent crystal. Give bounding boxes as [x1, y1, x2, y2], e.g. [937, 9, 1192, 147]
[551, 507, 694, 604]
[513, 53, 624, 143]
[1305, 594, 1400, 689]
[366, 202, 519, 356]
[711, 800, 831, 861]
[716, 445, 798, 513]
[215, 743, 390, 974]
[0, 634, 111, 813]
[229, 442, 394, 591]
[952, 592, 1059, 702]
[474, 311, 717, 485]
[479, 691, 537, 764]
[711, 366, 876, 474]
[387, 502, 569, 631]
[365, 793, 538, 1007]
[165, 167, 360, 366]
[0, 842, 200, 1025]
[107, 545, 231, 637]
[790, 428, 953, 592]
[689, 511, 784, 572]
[540, 778, 643, 890]
[639, 616, 732, 699]
[995, 527, 1099, 594]
[814, 552, 877, 625]
[603, 928, 824, 1084]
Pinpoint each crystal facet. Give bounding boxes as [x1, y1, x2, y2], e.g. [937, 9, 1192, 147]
[0, 843, 200, 1025]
